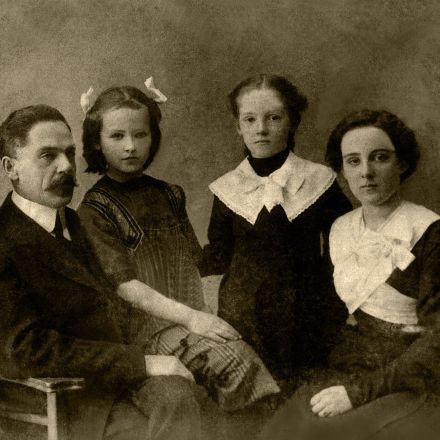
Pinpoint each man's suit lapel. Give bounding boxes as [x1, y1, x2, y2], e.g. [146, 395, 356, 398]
[6, 196, 104, 292]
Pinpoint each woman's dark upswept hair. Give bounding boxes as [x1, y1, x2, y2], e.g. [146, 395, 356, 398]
[82, 86, 162, 174]
[228, 74, 308, 151]
[325, 109, 420, 182]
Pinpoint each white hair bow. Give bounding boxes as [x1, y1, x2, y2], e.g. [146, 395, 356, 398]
[80, 86, 94, 114]
[144, 77, 167, 103]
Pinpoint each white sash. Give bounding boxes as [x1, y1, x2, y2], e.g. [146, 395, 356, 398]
[330, 201, 440, 324]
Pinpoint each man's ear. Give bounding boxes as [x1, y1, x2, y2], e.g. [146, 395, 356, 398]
[235, 120, 242, 136]
[2, 156, 18, 180]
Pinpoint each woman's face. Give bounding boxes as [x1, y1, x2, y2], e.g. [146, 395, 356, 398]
[341, 126, 407, 207]
[236, 88, 291, 158]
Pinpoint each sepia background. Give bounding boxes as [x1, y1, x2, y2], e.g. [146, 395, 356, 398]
[1, 0, 440, 243]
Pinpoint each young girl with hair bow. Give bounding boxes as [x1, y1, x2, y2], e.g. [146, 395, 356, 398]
[77, 79, 280, 413]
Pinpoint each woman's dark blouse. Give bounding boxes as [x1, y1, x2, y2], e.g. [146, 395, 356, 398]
[199, 152, 352, 379]
[78, 175, 205, 341]
[328, 220, 440, 407]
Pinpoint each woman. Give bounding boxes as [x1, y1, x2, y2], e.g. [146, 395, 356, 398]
[260, 109, 440, 440]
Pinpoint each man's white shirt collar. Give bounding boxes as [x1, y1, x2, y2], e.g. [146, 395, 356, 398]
[11, 191, 71, 240]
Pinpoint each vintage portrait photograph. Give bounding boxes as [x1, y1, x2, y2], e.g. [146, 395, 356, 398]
[0, 1, 440, 439]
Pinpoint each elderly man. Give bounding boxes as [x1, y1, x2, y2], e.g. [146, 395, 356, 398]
[0, 104, 218, 440]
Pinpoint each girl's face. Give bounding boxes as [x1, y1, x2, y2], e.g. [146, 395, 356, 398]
[341, 126, 407, 207]
[100, 106, 152, 182]
[236, 88, 291, 158]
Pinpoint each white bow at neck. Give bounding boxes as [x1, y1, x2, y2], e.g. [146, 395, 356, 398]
[209, 152, 336, 225]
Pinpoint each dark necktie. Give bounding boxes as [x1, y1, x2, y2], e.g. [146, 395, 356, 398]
[53, 211, 67, 240]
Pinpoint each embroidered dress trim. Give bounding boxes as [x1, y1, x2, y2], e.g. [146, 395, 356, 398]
[209, 152, 336, 225]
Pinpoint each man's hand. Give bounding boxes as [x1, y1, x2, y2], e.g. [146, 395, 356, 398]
[186, 310, 241, 342]
[144, 355, 195, 382]
[310, 385, 353, 417]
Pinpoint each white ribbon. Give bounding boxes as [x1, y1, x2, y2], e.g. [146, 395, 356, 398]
[144, 77, 167, 103]
[80, 86, 94, 114]
[334, 231, 415, 314]
[245, 175, 286, 213]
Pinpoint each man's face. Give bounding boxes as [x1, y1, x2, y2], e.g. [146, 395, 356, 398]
[9, 121, 76, 208]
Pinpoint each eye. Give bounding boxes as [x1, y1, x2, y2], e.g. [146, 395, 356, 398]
[269, 114, 282, 121]
[373, 153, 390, 162]
[40, 152, 56, 161]
[110, 133, 124, 140]
[242, 116, 255, 123]
[345, 157, 360, 166]
[135, 131, 150, 139]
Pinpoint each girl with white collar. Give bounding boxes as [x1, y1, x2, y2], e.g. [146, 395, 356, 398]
[199, 74, 351, 385]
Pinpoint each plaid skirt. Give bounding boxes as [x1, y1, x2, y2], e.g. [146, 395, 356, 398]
[147, 325, 280, 412]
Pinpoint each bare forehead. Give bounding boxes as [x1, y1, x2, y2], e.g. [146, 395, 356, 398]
[237, 88, 285, 112]
[341, 126, 395, 153]
[25, 120, 73, 147]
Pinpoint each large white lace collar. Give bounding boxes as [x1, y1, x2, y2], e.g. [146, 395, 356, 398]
[209, 152, 336, 225]
[330, 201, 440, 314]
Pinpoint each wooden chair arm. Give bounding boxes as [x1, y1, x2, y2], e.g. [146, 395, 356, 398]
[0, 376, 85, 393]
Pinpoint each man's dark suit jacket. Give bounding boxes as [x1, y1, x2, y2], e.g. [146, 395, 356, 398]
[0, 193, 148, 439]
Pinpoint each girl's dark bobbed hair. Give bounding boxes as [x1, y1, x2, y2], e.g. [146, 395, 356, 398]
[82, 86, 162, 174]
[325, 109, 420, 182]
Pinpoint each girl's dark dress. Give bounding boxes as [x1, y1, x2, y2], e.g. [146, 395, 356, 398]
[78, 174, 280, 411]
[199, 150, 352, 381]
[78, 174, 205, 341]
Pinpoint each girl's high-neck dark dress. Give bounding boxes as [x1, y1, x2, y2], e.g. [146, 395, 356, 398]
[200, 149, 352, 381]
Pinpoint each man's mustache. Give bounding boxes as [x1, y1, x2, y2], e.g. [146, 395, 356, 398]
[47, 174, 78, 190]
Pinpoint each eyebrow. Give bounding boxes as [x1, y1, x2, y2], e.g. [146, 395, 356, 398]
[38, 145, 76, 152]
[342, 148, 394, 158]
[240, 109, 285, 116]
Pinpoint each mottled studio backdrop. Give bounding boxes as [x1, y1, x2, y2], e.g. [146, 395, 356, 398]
[1, 0, 440, 243]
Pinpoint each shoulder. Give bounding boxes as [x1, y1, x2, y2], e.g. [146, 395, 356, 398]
[134, 175, 186, 206]
[299, 156, 335, 179]
[0, 205, 11, 257]
[329, 207, 360, 241]
[80, 185, 117, 225]
[0, 195, 22, 247]
[414, 218, 440, 256]
[79, 179, 131, 231]
[141, 176, 187, 212]
[81, 177, 117, 207]
[401, 201, 440, 229]
[209, 158, 251, 194]
[328, 207, 360, 264]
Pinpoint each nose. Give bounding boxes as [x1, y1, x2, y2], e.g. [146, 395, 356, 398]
[124, 136, 136, 152]
[57, 153, 74, 174]
[256, 118, 268, 134]
[360, 160, 374, 178]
